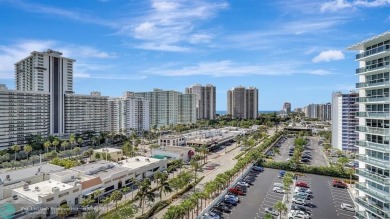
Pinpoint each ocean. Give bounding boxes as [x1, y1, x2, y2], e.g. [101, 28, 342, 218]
[216, 110, 277, 115]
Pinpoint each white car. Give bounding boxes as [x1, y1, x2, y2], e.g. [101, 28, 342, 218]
[237, 181, 249, 187]
[290, 210, 310, 217]
[288, 212, 310, 219]
[273, 187, 285, 193]
[341, 203, 355, 212]
[292, 197, 307, 206]
[294, 187, 312, 194]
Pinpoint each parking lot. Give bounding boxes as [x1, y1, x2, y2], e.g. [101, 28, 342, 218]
[274, 136, 329, 167]
[291, 173, 355, 219]
[227, 168, 283, 219]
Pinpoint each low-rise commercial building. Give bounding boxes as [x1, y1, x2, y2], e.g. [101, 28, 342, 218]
[151, 146, 195, 162]
[92, 148, 124, 162]
[158, 135, 186, 147]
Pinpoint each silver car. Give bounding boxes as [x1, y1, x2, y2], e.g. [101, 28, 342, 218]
[341, 203, 355, 212]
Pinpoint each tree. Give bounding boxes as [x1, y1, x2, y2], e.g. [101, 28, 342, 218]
[93, 189, 103, 205]
[158, 174, 172, 200]
[345, 168, 355, 184]
[190, 160, 200, 190]
[73, 147, 81, 158]
[61, 141, 69, 151]
[274, 201, 287, 219]
[57, 204, 71, 219]
[69, 134, 76, 150]
[102, 197, 111, 213]
[110, 190, 123, 209]
[200, 145, 208, 164]
[78, 137, 83, 147]
[337, 157, 349, 169]
[11, 144, 20, 161]
[283, 175, 293, 201]
[43, 141, 51, 153]
[149, 144, 159, 155]
[135, 178, 155, 214]
[81, 210, 100, 219]
[264, 213, 274, 219]
[24, 145, 32, 160]
[81, 197, 94, 207]
[121, 186, 131, 202]
[52, 139, 60, 152]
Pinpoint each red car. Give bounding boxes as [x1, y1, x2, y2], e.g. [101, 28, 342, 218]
[228, 188, 245, 195]
[332, 179, 347, 188]
[295, 181, 309, 188]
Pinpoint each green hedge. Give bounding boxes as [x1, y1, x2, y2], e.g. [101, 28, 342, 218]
[261, 161, 358, 179]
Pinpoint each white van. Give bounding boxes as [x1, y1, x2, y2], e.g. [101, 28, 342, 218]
[273, 183, 284, 188]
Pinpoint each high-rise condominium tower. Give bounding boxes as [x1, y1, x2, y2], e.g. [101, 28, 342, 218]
[348, 31, 390, 219]
[283, 102, 292, 114]
[227, 86, 258, 119]
[185, 84, 216, 120]
[331, 91, 359, 152]
[15, 49, 75, 134]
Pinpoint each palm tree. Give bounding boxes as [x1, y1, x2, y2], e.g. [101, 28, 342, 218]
[158, 174, 172, 200]
[43, 141, 51, 153]
[93, 189, 103, 205]
[274, 201, 287, 219]
[81, 197, 94, 208]
[81, 209, 100, 219]
[78, 137, 83, 147]
[190, 160, 200, 181]
[121, 186, 131, 202]
[345, 168, 355, 184]
[283, 175, 293, 201]
[69, 134, 76, 150]
[52, 139, 59, 152]
[263, 213, 274, 219]
[135, 178, 155, 214]
[57, 204, 71, 219]
[11, 144, 20, 161]
[61, 141, 69, 152]
[102, 197, 111, 213]
[110, 190, 123, 209]
[200, 145, 208, 164]
[24, 145, 32, 160]
[182, 198, 196, 219]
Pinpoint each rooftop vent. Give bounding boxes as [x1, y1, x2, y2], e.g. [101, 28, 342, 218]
[145, 158, 150, 162]
[52, 187, 60, 193]
[135, 158, 140, 161]
[5, 175, 10, 181]
[35, 186, 39, 191]
[23, 183, 29, 191]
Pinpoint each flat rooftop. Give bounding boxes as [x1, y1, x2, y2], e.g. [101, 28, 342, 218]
[70, 160, 128, 180]
[94, 148, 122, 153]
[120, 156, 164, 170]
[0, 164, 64, 186]
[0, 195, 36, 216]
[14, 180, 74, 202]
[155, 146, 194, 153]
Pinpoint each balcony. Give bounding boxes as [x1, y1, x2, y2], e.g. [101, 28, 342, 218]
[356, 44, 390, 60]
[355, 197, 390, 218]
[355, 169, 390, 185]
[355, 140, 390, 152]
[356, 62, 390, 74]
[355, 211, 367, 219]
[356, 183, 390, 203]
[356, 96, 390, 103]
[356, 126, 390, 135]
[355, 155, 390, 169]
[356, 112, 390, 118]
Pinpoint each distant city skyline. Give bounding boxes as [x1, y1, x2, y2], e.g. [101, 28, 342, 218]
[1, 1, 390, 110]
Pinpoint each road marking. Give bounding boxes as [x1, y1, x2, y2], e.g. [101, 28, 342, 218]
[337, 211, 355, 218]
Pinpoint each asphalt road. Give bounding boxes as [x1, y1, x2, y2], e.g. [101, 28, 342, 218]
[227, 168, 282, 219]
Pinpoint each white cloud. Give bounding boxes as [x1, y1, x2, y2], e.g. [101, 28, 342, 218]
[312, 50, 345, 63]
[142, 60, 333, 77]
[321, 0, 390, 12]
[0, 40, 115, 79]
[120, 0, 228, 51]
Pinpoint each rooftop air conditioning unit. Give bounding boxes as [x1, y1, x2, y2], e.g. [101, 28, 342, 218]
[5, 175, 10, 181]
[23, 183, 29, 191]
[35, 186, 39, 191]
[52, 187, 60, 193]
[145, 158, 150, 162]
[135, 158, 140, 161]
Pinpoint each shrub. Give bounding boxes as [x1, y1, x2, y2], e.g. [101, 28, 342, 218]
[136, 200, 172, 219]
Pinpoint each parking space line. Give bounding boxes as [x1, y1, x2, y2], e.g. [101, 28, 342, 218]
[263, 200, 276, 205]
[332, 196, 351, 202]
[266, 193, 283, 198]
[337, 211, 355, 218]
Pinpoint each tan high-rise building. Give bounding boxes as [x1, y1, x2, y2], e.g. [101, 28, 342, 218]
[185, 84, 216, 120]
[227, 86, 258, 119]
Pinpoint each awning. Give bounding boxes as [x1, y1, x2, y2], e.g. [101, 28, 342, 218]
[82, 187, 105, 197]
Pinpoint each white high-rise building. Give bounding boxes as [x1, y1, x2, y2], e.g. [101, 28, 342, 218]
[0, 85, 50, 149]
[185, 84, 216, 120]
[227, 86, 258, 119]
[348, 31, 390, 219]
[108, 92, 150, 135]
[283, 102, 292, 114]
[303, 103, 331, 121]
[331, 91, 359, 152]
[64, 91, 109, 134]
[15, 49, 75, 135]
[135, 89, 196, 128]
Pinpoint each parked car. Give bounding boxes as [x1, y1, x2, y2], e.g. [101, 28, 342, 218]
[252, 166, 264, 172]
[213, 204, 231, 213]
[301, 158, 310, 163]
[279, 170, 286, 178]
[274, 183, 284, 188]
[265, 207, 279, 216]
[242, 179, 254, 185]
[295, 181, 309, 188]
[237, 181, 249, 187]
[225, 194, 239, 202]
[341, 203, 355, 212]
[291, 205, 311, 214]
[288, 210, 311, 219]
[332, 179, 347, 188]
[292, 198, 307, 206]
[295, 187, 312, 194]
[301, 155, 311, 159]
[223, 198, 237, 206]
[293, 193, 310, 200]
[273, 187, 285, 193]
[228, 188, 245, 195]
[203, 212, 221, 219]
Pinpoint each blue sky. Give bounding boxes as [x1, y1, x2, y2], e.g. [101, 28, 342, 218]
[1, 0, 390, 110]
